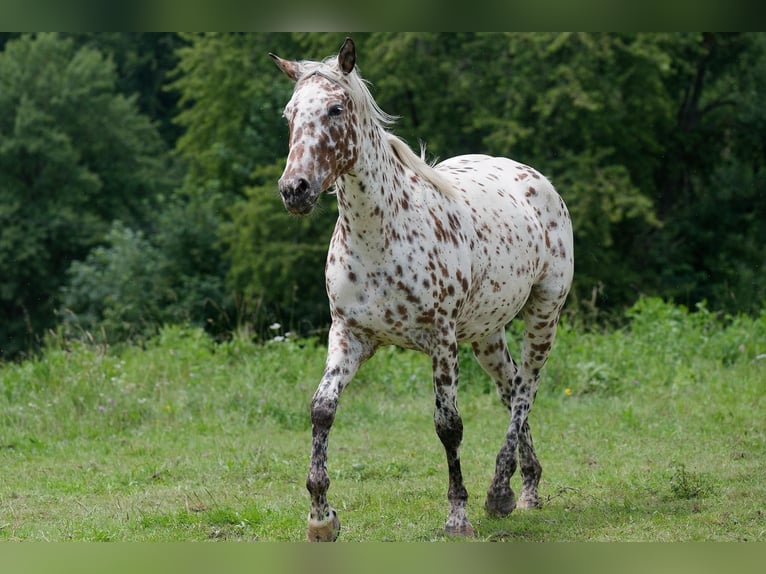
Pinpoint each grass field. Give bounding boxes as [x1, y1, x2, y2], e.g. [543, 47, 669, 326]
[0, 298, 764, 542]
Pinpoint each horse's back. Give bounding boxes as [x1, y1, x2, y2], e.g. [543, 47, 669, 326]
[437, 154, 572, 259]
[436, 154, 563, 216]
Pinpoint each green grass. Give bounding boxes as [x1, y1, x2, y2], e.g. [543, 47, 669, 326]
[0, 298, 764, 541]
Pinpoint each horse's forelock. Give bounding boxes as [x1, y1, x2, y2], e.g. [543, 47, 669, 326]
[296, 57, 397, 130]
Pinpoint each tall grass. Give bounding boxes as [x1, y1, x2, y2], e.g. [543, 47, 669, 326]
[0, 298, 764, 541]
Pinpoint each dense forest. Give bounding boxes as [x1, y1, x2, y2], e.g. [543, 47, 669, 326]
[1, 32, 765, 358]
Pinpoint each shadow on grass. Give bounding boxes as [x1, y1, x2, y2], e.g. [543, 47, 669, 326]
[475, 486, 718, 542]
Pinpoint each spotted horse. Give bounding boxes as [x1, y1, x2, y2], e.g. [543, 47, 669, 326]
[270, 38, 574, 541]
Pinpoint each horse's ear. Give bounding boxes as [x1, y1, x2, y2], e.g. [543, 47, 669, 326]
[269, 52, 303, 82]
[338, 37, 356, 75]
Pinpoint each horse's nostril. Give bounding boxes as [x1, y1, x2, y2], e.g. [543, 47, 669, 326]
[279, 176, 316, 215]
[296, 178, 309, 194]
[279, 177, 311, 199]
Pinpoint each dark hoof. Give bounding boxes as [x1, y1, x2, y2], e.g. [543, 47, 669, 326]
[485, 489, 516, 517]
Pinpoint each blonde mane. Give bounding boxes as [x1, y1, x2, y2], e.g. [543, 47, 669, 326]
[387, 134, 458, 199]
[300, 57, 458, 199]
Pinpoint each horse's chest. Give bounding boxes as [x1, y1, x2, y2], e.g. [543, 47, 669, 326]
[325, 237, 467, 346]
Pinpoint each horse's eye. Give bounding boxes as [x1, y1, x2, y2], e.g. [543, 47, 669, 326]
[328, 104, 343, 117]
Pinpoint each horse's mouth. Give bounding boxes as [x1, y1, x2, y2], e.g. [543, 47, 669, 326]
[279, 177, 322, 216]
[281, 191, 320, 216]
[284, 201, 316, 216]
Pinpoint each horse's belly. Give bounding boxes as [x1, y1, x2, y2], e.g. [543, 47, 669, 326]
[455, 271, 535, 342]
[329, 253, 535, 348]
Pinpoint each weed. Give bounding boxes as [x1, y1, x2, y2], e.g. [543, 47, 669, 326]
[668, 463, 712, 500]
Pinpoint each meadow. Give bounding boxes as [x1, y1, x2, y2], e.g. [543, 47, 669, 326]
[0, 298, 764, 542]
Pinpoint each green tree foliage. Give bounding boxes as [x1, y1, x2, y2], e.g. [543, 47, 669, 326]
[60, 223, 169, 342]
[358, 33, 765, 314]
[60, 199, 231, 345]
[166, 32, 766, 337]
[169, 33, 326, 334]
[171, 33, 299, 202]
[222, 162, 338, 335]
[3, 33, 765, 356]
[359, 33, 671, 307]
[647, 33, 766, 313]
[0, 33, 172, 357]
[68, 32, 186, 146]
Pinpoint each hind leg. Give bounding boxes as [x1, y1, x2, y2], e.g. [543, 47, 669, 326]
[515, 289, 568, 509]
[472, 330, 520, 516]
[473, 292, 565, 516]
[517, 419, 542, 508]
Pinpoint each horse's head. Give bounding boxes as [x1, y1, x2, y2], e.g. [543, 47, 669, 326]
[270, 38, 360, 215]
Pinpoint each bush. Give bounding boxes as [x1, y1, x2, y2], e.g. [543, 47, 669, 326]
[542, 297, 766, 397]
[60, 223, 174, 343]
[60, 198, 234, 346]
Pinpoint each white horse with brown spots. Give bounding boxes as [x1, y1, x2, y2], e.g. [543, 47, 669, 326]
[270, 38, 573, 541]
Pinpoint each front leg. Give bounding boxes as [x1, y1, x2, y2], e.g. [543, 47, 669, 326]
[306, 323, 373, 541]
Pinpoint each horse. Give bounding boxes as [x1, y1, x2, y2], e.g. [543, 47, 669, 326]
[270, 37, 574, 541]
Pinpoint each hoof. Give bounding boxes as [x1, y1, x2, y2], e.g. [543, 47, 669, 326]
[306, 509, 341, 542]
[517, 492, 542, 509]
[485, 489, 516, 517]
[444, 520, 475, 538]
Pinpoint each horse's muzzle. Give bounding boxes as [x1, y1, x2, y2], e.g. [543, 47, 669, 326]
[279, 176, 320, 215]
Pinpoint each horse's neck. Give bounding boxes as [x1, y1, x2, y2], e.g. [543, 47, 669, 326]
[336, 129, 406, 235]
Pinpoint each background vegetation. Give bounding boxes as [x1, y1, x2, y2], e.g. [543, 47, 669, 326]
[1, 32, 765, 357]
[0, 34, 764, 543]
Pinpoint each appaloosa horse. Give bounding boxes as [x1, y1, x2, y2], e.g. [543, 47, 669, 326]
[270, 38, 573, 541]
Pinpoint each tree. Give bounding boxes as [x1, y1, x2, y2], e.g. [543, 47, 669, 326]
[222, 162, 338, 336]
[169, 33, 339, 336]
[49, 33, 766, 353]
[359, 33, 664, 309]
[0, 33, 173, 357]
[62, 34, 319, 345]
[361, 33, 765, 314]
[171, 33, 299, 203]
[170, 33, 766, 333]
[645, 33, 766, 313]
[68, 33, 187, 147]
